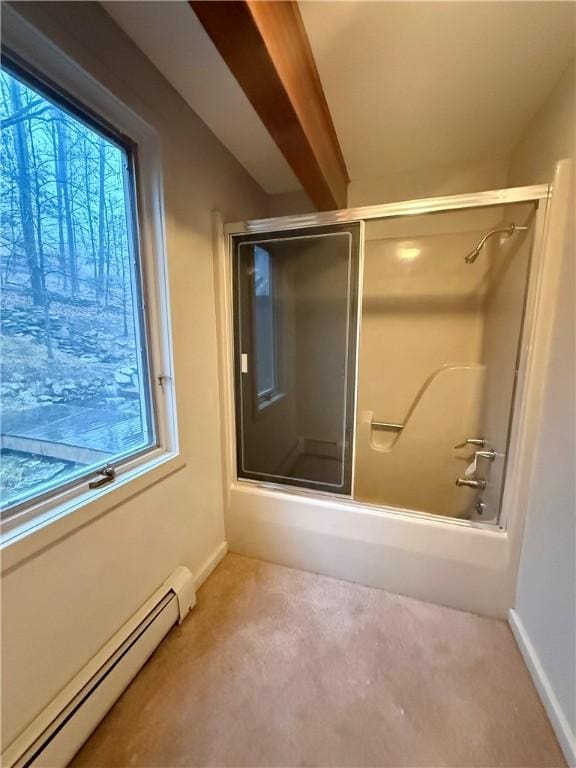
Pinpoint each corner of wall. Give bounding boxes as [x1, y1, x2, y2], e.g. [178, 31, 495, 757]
[509, 609, 576, 767]
[267, 189, 317, 218]
[508, 59, 576, 187]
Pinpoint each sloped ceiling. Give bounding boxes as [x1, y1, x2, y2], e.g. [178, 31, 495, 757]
[102, 1, 301, 194]
[299, 1, 575, 179]
[103, 1, 575, 193]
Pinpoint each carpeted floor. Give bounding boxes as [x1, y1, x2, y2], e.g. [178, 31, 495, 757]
[70, 554, 565, 767]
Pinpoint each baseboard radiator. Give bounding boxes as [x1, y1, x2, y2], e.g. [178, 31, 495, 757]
[2, 566, 196, 768]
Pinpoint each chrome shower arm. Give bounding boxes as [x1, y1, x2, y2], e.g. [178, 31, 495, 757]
[464, 223, 529, 263]
[476, 225, 515, 252]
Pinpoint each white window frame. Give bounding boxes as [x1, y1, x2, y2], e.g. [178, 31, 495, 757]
[0, 6, 180, 562]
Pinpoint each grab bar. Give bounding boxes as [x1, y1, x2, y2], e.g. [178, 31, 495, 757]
[371, 420, 404, 431]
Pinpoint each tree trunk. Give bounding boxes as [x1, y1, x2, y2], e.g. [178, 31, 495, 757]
[83, 138, 98, 295]
[97, 137, 106, 299]
[55, 116, 79, 297]
[121, 240, 129, 337]
[104, 196, 112, 308]
[8, 77, 44, 306]
[51, 116, 68, 291]
[29, 121, 53, 358]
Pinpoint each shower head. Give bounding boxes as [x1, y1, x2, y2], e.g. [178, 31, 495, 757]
[464, 244, 482, 265]
[464, 223, 527, 264]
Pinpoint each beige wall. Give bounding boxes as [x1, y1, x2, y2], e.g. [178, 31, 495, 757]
[348, 156, 510, 207]
[1, 1, 271, 747]
[508, 60, 576, 752]
[268, 190, 316, 218]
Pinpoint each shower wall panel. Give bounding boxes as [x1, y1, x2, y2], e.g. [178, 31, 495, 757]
[354, 211, 500, 516]
[356, 364, 485, 515]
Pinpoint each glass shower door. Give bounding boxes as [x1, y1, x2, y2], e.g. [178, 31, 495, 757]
[233, 224, 361, 495]
[354, 203, 535, 521]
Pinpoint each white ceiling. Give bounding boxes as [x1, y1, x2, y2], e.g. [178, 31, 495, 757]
[300, 1, 575, 179]
[103, 1, 575, 194]
[102, 1, 300, 194]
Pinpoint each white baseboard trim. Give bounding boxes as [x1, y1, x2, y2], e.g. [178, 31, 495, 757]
[509, 609, 575, 767]
[194, 540, 228, 590]
[2, 567, 195, 768]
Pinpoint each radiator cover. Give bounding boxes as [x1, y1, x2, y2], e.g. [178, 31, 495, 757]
[3, 566, 195, 768]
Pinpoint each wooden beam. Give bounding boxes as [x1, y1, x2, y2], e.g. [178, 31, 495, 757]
[189, 0, 349, 211]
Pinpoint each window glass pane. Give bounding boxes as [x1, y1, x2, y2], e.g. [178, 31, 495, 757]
[253, 246, 276, 396]
[0, 65, 154, 514]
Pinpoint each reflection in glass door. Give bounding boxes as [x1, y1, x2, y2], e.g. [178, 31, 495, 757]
[233, 224, 361, 495]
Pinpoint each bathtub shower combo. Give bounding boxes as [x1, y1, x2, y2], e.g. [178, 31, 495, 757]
[224, 183, 552, 528]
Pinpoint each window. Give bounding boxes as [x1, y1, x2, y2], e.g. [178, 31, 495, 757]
[0, 59, 158, 518]
[253, 246, 278, 403]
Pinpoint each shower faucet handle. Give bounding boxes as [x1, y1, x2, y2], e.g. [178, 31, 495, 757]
[455, 477, 487, 490]
[475, 449, 496, 461]
[454, 438, 486, 450]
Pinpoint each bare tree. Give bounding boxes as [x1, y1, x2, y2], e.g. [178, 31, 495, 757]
[1, 68, 137, 369]
[7, 77, 44, 306]
[97, 136, 106, 299]
[54, 115, 79, 296]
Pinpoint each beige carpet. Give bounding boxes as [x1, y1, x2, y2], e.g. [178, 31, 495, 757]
[71, 554, 565, 768]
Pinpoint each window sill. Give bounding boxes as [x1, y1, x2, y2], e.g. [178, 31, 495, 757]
[257, 391, 285, 413]
[0, 451, 185, 574]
